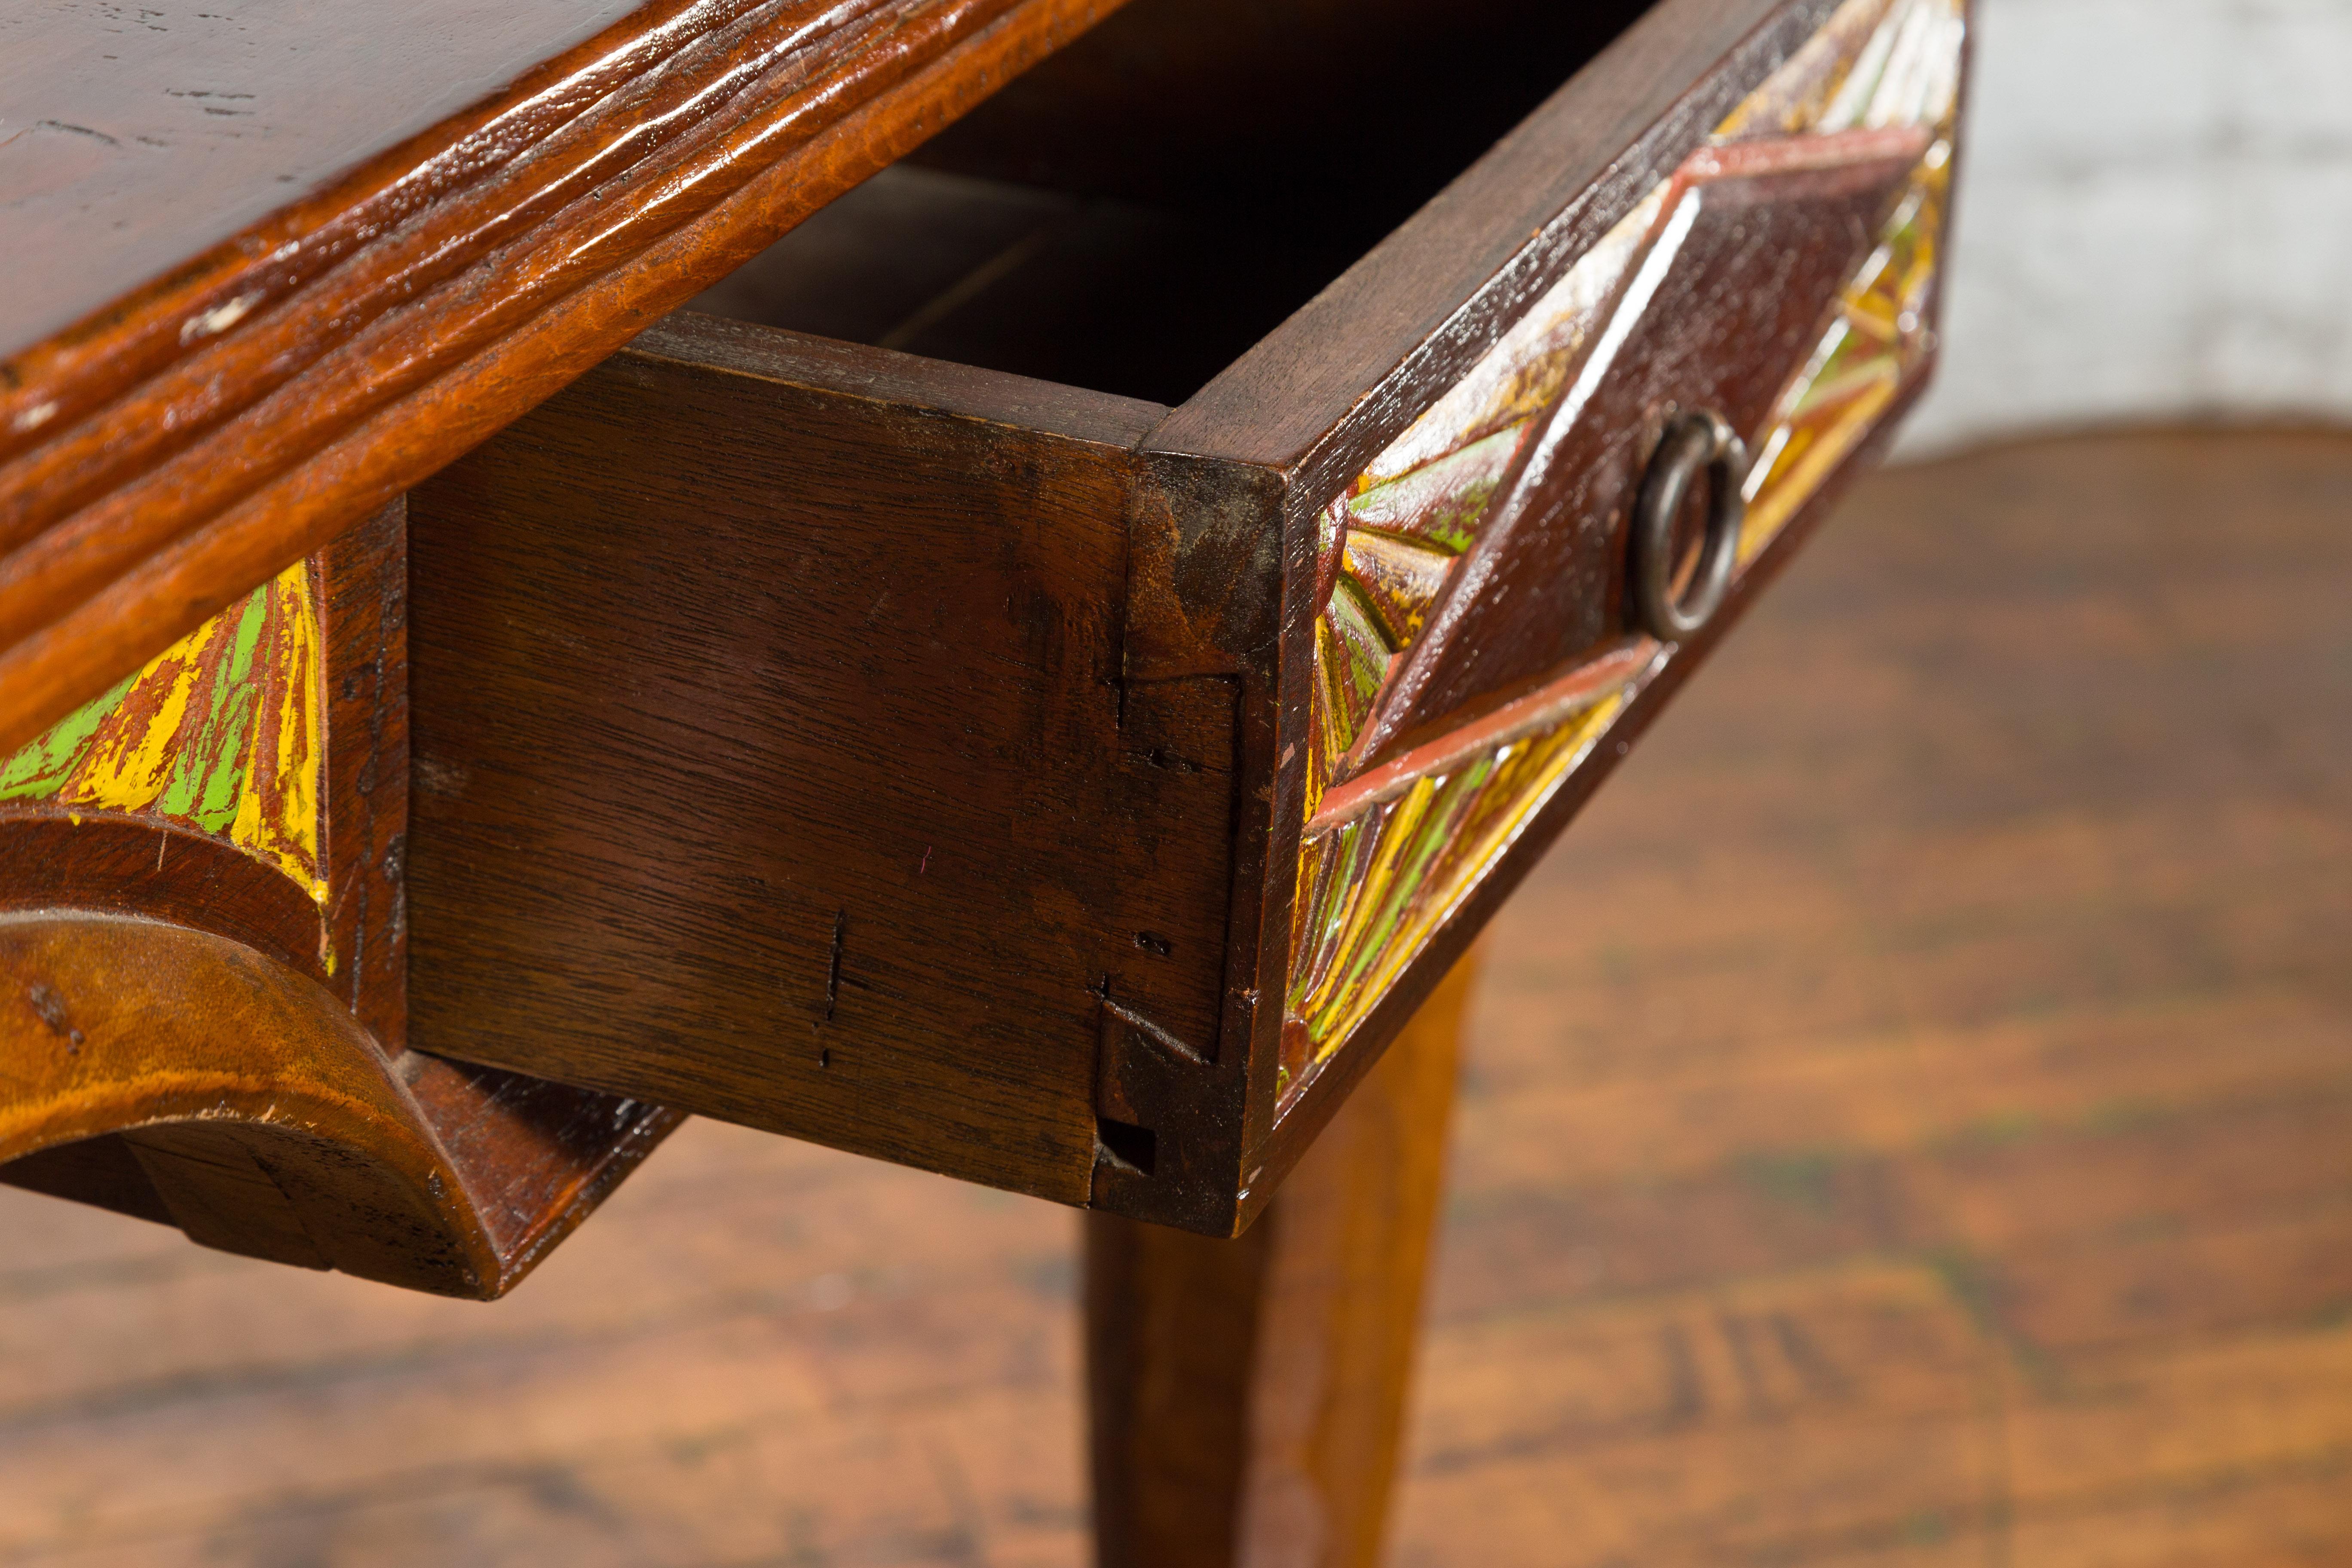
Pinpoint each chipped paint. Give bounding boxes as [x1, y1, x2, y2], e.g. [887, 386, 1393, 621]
[179, 289, 263, 344]
[0, 559, 326, 902]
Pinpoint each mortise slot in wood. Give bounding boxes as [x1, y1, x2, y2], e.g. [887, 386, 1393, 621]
[404, 315, 1176, 1210]
[386, 0, 1949, 1238]
[1095, 1116, 1157, 1177]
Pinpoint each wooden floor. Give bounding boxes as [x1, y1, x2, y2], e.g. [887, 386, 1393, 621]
[2, 430, 2347, 1566]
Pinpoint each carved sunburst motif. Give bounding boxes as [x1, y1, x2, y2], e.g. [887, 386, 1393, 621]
[1282, 0, 1966, 1101]
[0, 560, 326, 903]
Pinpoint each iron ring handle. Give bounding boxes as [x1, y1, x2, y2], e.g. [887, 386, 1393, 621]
[1631, 408, 1748, 642]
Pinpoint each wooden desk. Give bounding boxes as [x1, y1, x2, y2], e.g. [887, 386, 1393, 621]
[0, 0, 1969, 1560]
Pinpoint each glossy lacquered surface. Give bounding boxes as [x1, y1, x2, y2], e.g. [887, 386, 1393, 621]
[0, 0, 643, 357]
[0, 506, 680, 1297]
[0, 0, 1127, 762]
[379, 0, 1965, 1240]
[1090, 949, 1476, 1568]
[1280, 0, 1963, 1117]
[5, 429, 2337, 1565]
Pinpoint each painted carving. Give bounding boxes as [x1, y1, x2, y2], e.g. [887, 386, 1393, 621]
[0, 516, 683, 1297]
[1282, 0, 1966, 1101]
[0, 558, 327, 956]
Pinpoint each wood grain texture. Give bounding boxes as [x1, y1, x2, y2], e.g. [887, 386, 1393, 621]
[0, 913, 680, 1298]
[1271, 0, 1964, 1147]
[897, 0, 1666, 406]
[1389, 429, 2352, 1568]
[1142, 0, 1828, 496]
[0, 0, 1130, 760]
[1351, 133, 1929, 766]
[0, 504, 682, 1295]
[1252, 375, 1932, 1237]
[0, 932, 683, 1299]
[0, 430, 2341, 1566]
[1226, 0, 1965, 1221]
[0, 912, 493, 1295]
[399, 0, 1951, 1231]
[0, 0, 1954, 1251]
[402, 314, 1218, 1212]
[0, 508, 369, 992]
[0, 0, 645, 358]
[1088, 946, 1477, 1568]
[0, 816, 326, 986]
[317, 502, 412, 1050]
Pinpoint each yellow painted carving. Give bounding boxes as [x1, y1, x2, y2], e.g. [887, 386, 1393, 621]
[0, 560, 326, 905]
[1281, 0, 1967, 1104]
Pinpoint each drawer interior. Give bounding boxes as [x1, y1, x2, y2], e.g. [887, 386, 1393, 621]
[407, 0, 1957, 1232]
[686, 0, 1655, 404]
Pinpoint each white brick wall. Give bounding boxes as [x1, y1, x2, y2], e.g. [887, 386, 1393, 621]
[1899, 0, 2352, 453]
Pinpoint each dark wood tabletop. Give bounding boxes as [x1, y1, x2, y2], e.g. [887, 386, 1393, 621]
[0, 0, 1123, 757]
[0, 3, 1975, 1560]
[2, 0, 642, 358]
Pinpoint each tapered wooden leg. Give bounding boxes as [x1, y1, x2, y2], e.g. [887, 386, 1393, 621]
[1087, 951, 1477, 1568]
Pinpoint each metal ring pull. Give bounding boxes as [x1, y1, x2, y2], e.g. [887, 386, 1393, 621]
[1631, 408, 1748, 642]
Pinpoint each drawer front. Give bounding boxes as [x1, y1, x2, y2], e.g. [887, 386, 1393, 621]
[1263, 0, 1965, 1140]
[0, 0, 1971, 1263]
[384, 0, 1970, 1237]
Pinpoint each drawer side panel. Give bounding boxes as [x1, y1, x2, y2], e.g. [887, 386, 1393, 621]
[405, 325, 1184, 1205]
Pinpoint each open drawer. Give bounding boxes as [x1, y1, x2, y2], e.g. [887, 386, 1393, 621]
[405, 0, 1968, 1234]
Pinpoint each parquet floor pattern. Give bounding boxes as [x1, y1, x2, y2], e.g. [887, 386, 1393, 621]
[0, 431, 2345, 1565]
